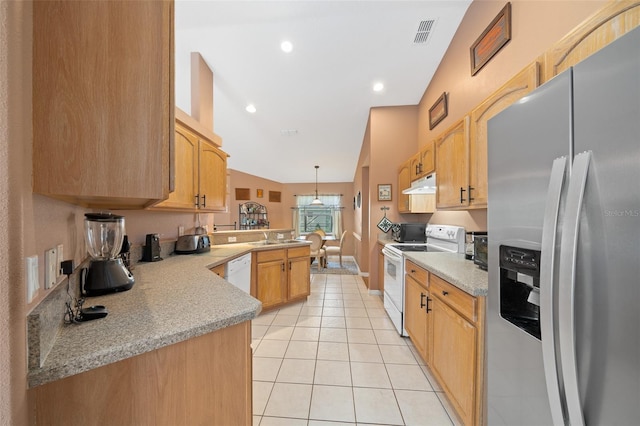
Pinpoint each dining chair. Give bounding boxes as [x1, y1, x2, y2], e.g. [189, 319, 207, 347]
[324, 230, 347, 267]
[305, 232, 326, 268]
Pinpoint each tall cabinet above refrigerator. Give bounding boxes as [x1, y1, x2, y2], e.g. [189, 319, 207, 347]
[487, 26, 640, 425]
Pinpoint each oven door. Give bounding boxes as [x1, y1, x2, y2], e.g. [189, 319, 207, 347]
[381, 246, 406, 336]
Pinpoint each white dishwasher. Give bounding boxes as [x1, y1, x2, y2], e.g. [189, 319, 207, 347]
[224, 253, 252, 293]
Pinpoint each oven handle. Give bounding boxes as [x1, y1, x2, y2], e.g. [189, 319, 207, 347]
[381, 247, 403, 262]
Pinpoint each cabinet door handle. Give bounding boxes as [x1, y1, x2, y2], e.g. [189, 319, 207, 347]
[459, 187, 466, 203]
[289, 261, 292, 270]
[202, 194, 206, 208]
[442, 290, 449, 296]
[282, 263, 285, 272]
[426, 297, 432, 313]
[468, 185, 474, 202]
[419, 163, 423, 174]
[194, 194, 200, 208]
[410, 269, 416, 273]
[420, 292, 426, 309]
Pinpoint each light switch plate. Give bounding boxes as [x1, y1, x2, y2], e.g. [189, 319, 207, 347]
[228, 236, 237, 242]
[26, 255, 39, 303]
[56, 244, 64, 277]
[45, 248, 57, 289]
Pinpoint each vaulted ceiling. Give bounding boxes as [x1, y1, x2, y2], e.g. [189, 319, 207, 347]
[174, 0, 471, 183]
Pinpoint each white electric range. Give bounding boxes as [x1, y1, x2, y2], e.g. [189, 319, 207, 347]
[381, 224, 465, 336]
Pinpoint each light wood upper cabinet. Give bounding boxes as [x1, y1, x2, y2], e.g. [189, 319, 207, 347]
[198, 140, 228, 211]
[408, 140, 436, 182]
[32, 1, 174, 209]
[152, 122, 228, 212]
[419, 141, 436, 176]
[469, 63, 539, 208]
[154, 124, 198, 210]
[435, 117, 469, 209]
[398, 160, 412, 213]
[409, 153, 422, 182]
[541, 1, 640, 83]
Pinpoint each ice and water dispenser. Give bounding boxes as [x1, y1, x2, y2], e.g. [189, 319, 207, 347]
[499, 245, 542, 339]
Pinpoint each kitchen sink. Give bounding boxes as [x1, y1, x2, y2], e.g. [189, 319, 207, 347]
[249, 239, 303, 246]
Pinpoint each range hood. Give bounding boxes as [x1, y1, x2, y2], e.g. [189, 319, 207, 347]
[402, 173, 436, 195]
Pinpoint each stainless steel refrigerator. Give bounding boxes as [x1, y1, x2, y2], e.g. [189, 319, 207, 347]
[487, 26, 640, 425]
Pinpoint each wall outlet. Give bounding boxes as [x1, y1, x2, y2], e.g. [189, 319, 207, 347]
[277, 233, 284, 239]
[56, 244, 64, 277]
[178, 226, 185, 236]
[45, 248, 57, 289]
[228, 236, 237, 243]
[26, 256, 39, 303]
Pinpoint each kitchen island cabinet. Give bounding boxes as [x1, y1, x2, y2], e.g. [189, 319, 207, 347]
[32, 0, 174, 209]
[30, 321, 252, 426]
[252, 246, 311, 311]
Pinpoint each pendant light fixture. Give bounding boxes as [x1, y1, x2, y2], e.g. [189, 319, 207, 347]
[310, 165, 324, 206]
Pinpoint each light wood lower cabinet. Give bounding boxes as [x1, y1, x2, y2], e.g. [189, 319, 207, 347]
[404, 273, 430, 361]
[288, 247, 312, 300]
[211, 263, 226, 277]
[404, 260, 485, 426]
[29, 321, 252, 426]
[253, 246, 311, 311]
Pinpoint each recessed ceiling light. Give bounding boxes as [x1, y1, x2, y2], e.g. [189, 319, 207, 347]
[281, 41, 293, 53]
[373, 82, 384, 92]
[246, 104, 257, 113]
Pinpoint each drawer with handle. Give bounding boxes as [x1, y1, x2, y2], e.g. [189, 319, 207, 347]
[430, 274, 477, 322]
[405, 260, 429, 287]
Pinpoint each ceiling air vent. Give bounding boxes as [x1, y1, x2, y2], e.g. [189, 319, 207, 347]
[414, 20, 436, 44]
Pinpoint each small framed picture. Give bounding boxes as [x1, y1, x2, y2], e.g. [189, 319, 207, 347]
[378, 184, 392, 201]
[257, 189, 263, 198]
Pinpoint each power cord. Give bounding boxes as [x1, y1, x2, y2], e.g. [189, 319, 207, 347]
[61, 259, 84, 324]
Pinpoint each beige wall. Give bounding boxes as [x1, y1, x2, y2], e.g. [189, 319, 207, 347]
[0, 0, 612, 422]
[366, 106, 420, 290]
[353, 0, 608, 290]
[218, 169, 356, 255]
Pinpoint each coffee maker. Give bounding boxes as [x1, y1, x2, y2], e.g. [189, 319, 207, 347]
[83, 213, 135, 296]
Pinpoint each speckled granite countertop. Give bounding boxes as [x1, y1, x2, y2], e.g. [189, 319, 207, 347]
[404, 252, 488, 296]
[28, 240, 310, 388]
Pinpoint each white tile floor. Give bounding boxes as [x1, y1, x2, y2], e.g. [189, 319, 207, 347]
[252, 272, 462, 426]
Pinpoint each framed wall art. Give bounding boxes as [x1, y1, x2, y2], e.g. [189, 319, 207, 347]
[470, 2, 511, 76]
[235, 188, 250, 200]
[429, 92, 448, 130]
[269, 191, 281, 203]
[377, 184, 392, 201]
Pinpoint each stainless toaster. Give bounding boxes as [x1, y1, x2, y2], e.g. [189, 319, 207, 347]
[175, 234, 211, 254]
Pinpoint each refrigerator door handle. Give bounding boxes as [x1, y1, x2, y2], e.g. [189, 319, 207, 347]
[540, 156, 568, 426]
[559, 151, 592, 426]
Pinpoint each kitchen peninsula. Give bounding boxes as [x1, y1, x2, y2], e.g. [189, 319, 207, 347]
[27, 239, 309, 425]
